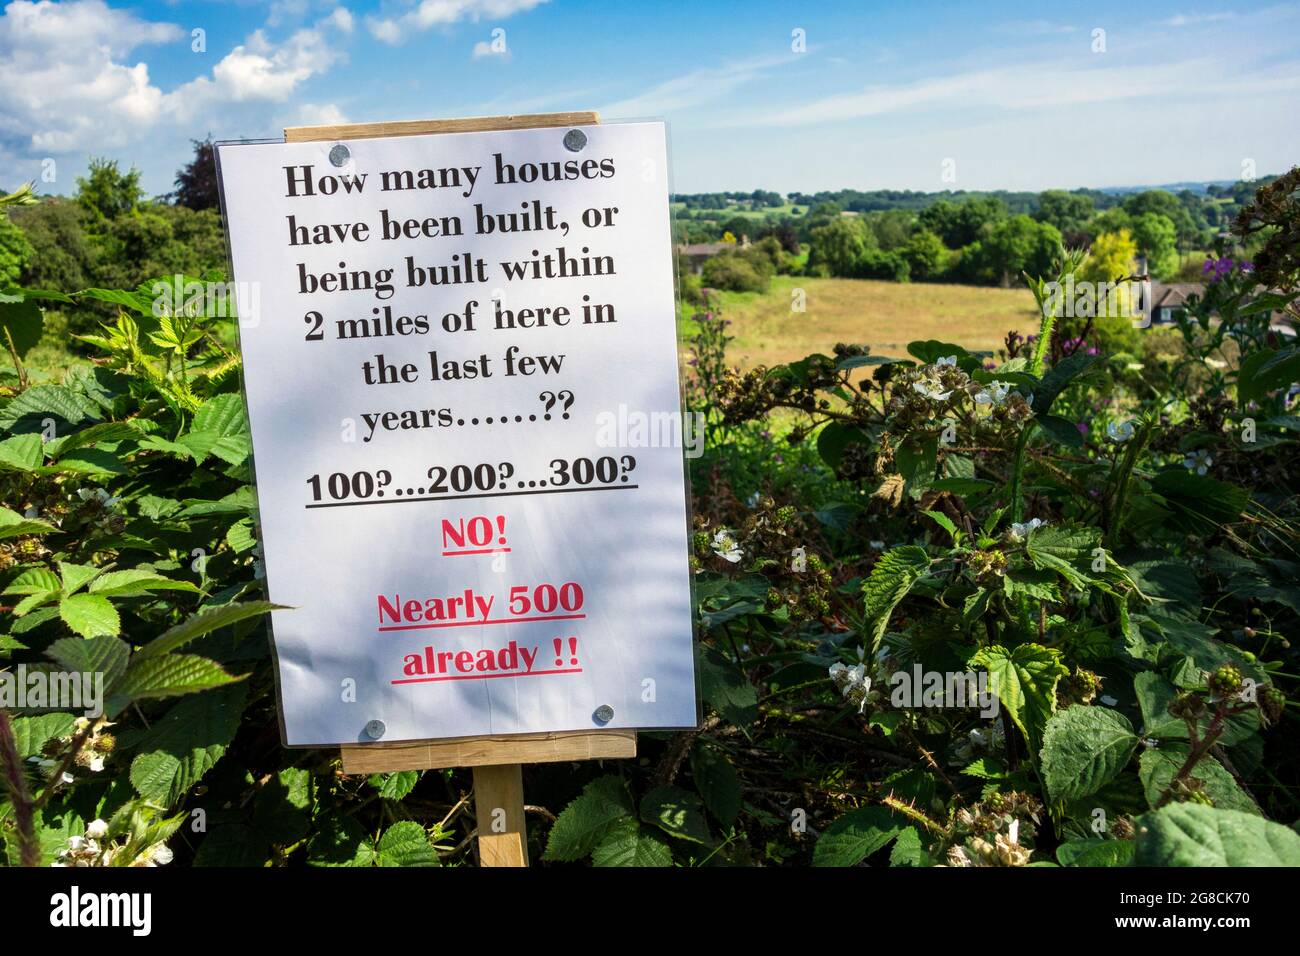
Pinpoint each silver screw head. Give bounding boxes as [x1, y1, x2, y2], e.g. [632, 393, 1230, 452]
[364, 719, 386, 739]
[593, 704, 614, 724]
[329, 144, 351, 167]
[563, 128, 587, 153]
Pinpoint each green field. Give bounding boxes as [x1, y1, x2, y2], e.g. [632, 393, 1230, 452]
[671, 202, 807, 220]
[681, 275, 1040, 368]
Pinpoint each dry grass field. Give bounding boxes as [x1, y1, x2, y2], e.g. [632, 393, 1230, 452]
[689, 275, 1041, 368]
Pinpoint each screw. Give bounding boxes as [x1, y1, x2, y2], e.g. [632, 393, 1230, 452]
[563, 129, 587, 153]
[593, 704, 614, 724]
[364, 719, 386, 739]
[329, 144, 351, 167]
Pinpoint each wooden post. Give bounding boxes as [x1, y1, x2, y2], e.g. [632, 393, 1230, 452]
[292, 111, 639, 868]
[473, 765, 528, 867]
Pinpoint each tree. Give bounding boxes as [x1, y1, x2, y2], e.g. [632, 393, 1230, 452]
[1122, 190, 1199, 248]
[864, 209, 913, 250]
[1090, 208, 1132, 238]
[902, 229, 948, 281]
[919, 195, 1007, 248]
[1129, 213, 1179, 278]
[9, 198, 95, 292]
[1081, 229, 1137, 284]
[1079, 229, 1141, 353]
[701, 250, 771, 292]
[0, 208, 34, 286]
[173, 136, 220, 211]
[973, 215, 1061, 286]
[76, 158, 143, 222]
[1034, 190, 1094, 240]
[807, 217, 874, 277]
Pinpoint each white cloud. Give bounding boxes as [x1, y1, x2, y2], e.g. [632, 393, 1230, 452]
[327, 7, 354, 33]
[597, 53, 796, 118]
[1163, 11, 1235, 27]
[171, 20, 348, 113]
[0, 0, 354, 170]
[368, 0, 546, 45]
[296, 102, 349, 126]
[727, 56, 1300, 128]
[0, 0, 181, 154]
[995, 19, 1079, 36]
[472, 38, 506, 58]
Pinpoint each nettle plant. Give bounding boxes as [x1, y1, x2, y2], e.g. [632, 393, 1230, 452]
[687, 235, 1300, 865]
[0, 200, 452, 866]
[3, 174, 1299, 868]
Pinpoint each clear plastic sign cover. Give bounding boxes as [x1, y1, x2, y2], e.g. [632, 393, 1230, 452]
[216, 121, 696, 745]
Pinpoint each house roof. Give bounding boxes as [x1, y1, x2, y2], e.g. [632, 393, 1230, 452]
[677, 242, 730, 257]
[1147, 282, 1203, 309]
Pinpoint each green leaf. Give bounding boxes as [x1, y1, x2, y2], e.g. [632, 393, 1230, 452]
[112, 654, 242, 706]
[45, 635, 129, 689]
[58, 561, 102, 596]
[1151, 470, 1250, 534]
[696, 644, 758, 728]
[0, 504, 57, 539]
[1040, 706, 1139, 803]
[128, 683, 248, 806]
[1036, 414, 1086, 448]
[1138, 746, 1259, 814]
[226, 518, 257, 553]
[59, 593, 121, 638]
[862, 545, 930, 649]
[0, 434, 44, 472]
[307, 814, 377, 867]
[194, 825, 268, 867]
[45, 448, 123, 476]
[921, 509, 958, 540]
[253, 768, 313, 846]
[1237, 345, 1300, 404]
[3, 566, 60, 597]
[0, 384, 101, 430]
[9, 713, 75, 759]
[813, 806, 904, 867]
[639, 785, 711, 844]
[88, 569, 199, 598]
[0, 293, 44, 358]
[888, 826, 931, 867]
[973, 643, 1069, 753]
[541, 775, 633, 862]
[134, 600, 280, 660]
[1025, 524, 1099, 590]
[690, 741, 741, 827]
[370, 770, 419, 801]
[1132, 803, 1300, 866]
[376, 821, 438, 867]
[591, 818, 673, 867]
[1055, 838, 1135, 867]
[1004, 568, 1062, 602]
[43, 422, 142, 459]
[1032, 351, 1100, 416]
[1134, 671, 1259, 746]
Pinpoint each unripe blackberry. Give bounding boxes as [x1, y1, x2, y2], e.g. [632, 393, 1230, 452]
[1260, 686, 1286, 724]
[1168, 692, 1206, 720]
[1208, 664, 1243, 697]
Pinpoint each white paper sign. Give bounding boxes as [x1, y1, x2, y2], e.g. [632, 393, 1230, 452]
[217, 121, 695, 746]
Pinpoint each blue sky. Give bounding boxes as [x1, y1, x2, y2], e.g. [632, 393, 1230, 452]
[2, 0, 1299, 197]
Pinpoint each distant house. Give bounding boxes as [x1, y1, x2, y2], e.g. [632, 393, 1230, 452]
[676, 237, 747, 274]
[1142, 282, 1202, 324]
